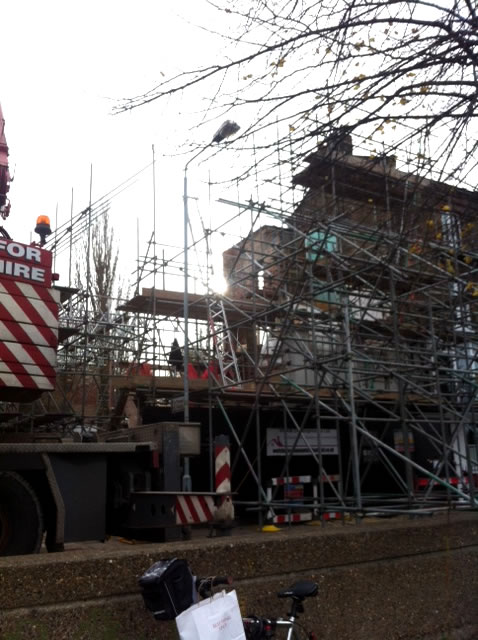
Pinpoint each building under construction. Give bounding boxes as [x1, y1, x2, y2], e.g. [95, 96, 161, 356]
[9, 133, 478, 523]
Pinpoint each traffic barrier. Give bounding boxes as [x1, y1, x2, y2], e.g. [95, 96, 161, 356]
[175, 495, 215, 525]
[264, 474, 341, 528]
[213, 435, 234, 532]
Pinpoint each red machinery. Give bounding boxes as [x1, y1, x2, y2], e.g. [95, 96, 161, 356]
[0, 104, 11, 222]
[0, 238, 58, 401]
[0, 105, 58, 401]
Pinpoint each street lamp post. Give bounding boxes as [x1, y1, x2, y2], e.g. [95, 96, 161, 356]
[183, 165, 191, 425]
[181, 121, 240, 492]
[182, 159, 195, 492]
[182, 151, 208, 492]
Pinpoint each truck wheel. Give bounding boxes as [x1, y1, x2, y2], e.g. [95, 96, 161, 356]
[0, 472, 43, 556]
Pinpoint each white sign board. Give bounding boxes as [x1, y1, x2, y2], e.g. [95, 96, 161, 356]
[266, 428, 338, 457]
[171, 396, 185, 414]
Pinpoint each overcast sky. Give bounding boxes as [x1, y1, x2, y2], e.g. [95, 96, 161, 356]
[2, 1, 244, 291]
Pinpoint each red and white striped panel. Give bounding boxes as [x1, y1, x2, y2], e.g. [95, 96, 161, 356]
[0, 282, 59, 328]
[0, 358, 56, 379]
[322, 512, 343, 521]
[416, 477, 459, 488]
[0, 342, 57, 369]
[271, 475, 312, 486]
[271, 474, 340, 487]
[175, 495, 215, 525]
[0, 281, 59, 392]
[215, 443, 231, 494]
[0, 369, 55, 391]
[319, 474, 340, 483]
[271, 512, 313, 524]
[0, 342, 56, 390]
[0, 318, 58, 348]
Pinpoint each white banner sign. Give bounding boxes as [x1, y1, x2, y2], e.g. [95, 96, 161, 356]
[266, 428, 338, 457]
[171, 396, 185, 414]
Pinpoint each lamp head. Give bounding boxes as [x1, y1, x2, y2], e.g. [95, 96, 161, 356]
[212, 120, 240, 144]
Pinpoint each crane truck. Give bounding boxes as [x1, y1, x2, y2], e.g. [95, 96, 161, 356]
[0, 105, 213, 556]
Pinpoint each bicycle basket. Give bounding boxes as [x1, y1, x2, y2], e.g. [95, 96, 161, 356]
[138, 558, 196, 620]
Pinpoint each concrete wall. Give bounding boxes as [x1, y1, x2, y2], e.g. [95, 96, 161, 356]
[0, 512, 477, 640]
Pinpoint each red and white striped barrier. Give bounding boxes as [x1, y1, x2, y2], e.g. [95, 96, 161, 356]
[271, 512, 313, 524]
[175, 494, 215, 525]
[415, 475, 478, 490]
[265, 473, 342, 527]
[271, 475, 312, 486]
[215, 438, 232, 494]
[321, 511, 343, 521]
[270, 474, 340, 487]
[268, 510, 343, 525]
[214, 436, 234, 525]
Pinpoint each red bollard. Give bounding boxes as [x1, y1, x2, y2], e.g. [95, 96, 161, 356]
[213, 435, 234, 535]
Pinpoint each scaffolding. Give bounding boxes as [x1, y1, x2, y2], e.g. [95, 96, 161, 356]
[6, 134, 478, 520]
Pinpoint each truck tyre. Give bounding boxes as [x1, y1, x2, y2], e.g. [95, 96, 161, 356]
[0, 471, 43, 556]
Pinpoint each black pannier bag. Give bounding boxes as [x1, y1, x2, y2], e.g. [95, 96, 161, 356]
[139, 558, 196, 620]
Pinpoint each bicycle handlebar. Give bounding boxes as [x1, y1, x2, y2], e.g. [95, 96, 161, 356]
[195, 575, 232, 598]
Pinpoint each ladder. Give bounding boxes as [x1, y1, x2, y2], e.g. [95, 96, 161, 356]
[207, 297, 241, 387]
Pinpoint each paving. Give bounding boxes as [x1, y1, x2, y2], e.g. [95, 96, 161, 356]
[0, 511, 477, 640]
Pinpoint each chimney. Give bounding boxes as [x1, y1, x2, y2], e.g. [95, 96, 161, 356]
[324, 127, 353, 156]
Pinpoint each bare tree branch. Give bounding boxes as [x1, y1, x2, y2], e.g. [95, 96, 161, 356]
[117, 0, 478, 187]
